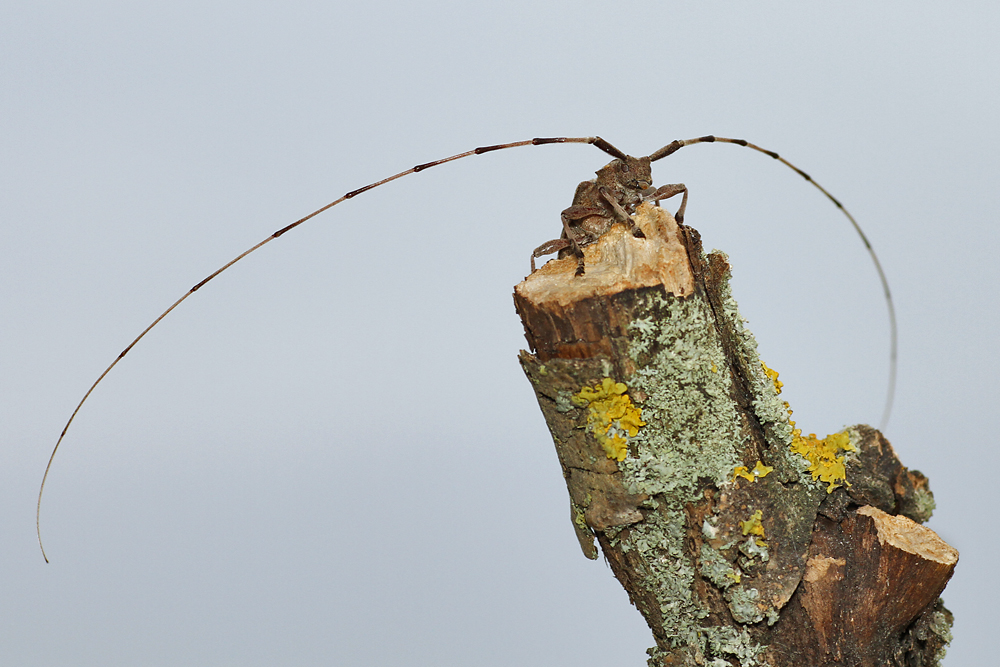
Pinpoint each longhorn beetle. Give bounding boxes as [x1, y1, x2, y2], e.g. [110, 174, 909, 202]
[36, 135, 897, 562]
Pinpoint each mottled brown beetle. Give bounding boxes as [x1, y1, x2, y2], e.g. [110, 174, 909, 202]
[36, 134, 898, 562]
[529, 151, 687, 275]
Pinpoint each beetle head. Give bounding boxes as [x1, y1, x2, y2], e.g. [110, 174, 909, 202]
[597, 155, 653, 192]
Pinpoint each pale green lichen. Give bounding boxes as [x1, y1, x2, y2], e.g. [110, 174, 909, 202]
[712, 257, 797, 452]
[645, 646, 669, 667]
[620, 292, 741, 499]
[929, 609, 952, 642]
[619, 260, 813, 663]
[761, 361, 783, 395]
[702, 517, 720, 540]
[618, 507, 708, 641]
[554, 391, 575, 413]
[712, 263, 839, 499]
[909, 484, 937, 523]
[616, 289, 750, 658]
[738, 536, 770, 563]
[727, 586, 764, 624]
[740, 537, 771, 563]
[927, 608, 953, 666]
[699, 626, 766, 667]
[698, 543, 741, 589]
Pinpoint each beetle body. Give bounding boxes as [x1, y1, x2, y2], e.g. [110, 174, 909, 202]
[530, 154, 688, 274]
[35, 135, 897, 562]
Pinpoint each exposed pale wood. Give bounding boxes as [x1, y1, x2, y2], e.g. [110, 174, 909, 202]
[517, 204, 695, 307]
[857, 505, 959, 564]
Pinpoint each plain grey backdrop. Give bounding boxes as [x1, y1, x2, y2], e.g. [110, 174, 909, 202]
[2, 2, 996, 664]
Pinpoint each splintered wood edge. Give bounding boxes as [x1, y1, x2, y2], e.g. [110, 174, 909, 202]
[803, 556, 847, 583]
[515, 203, 696, 308]
[857, 505, 959, 565]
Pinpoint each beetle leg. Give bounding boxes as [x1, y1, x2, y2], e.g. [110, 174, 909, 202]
[559, 205, 610, 275]
[643, 183, 688, 224]
[598, 187, 645, 239]
[530, 238, 573, 272]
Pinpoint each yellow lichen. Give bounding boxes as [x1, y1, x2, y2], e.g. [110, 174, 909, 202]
[761, 361, 783, 395]
[763, 361, 856, 494]
[790, 430, 858, 493]
[741, 510, 765, 538]
[572, 377, 646, 462]
[731, 460, 774, 483]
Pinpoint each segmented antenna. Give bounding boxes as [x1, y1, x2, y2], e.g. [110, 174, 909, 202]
[650, 135, 897, 431]
[37, 135, 897, 561]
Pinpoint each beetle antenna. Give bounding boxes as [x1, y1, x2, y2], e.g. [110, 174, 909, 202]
[38, 133, 897, 561]
[650, 135, 897, 432]
[36, 135, 607, 561]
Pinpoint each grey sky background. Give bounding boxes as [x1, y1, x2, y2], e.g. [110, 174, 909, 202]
[2, 2, 997, 664]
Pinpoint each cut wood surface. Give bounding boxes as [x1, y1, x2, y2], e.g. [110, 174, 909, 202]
[514, 204, 956, 667]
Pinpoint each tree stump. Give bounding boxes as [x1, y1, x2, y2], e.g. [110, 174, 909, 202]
[513, 203, 957, 667]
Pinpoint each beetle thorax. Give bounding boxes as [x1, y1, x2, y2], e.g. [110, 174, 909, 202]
[595, 155, 653, 213]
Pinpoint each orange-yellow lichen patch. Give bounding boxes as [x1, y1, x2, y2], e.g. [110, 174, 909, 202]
[572, 377, 646, 462]
[741, 510, 765, 540]
[731, 461, 774, 483]
[790, 430, 857, 493]
[761, 361, 783, 395]
[763, 361, 856, 494]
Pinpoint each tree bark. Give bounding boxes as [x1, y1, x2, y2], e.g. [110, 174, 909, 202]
[513, 204, 957, 667]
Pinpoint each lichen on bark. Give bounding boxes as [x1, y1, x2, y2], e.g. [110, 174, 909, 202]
[514, 204, 956, 666]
